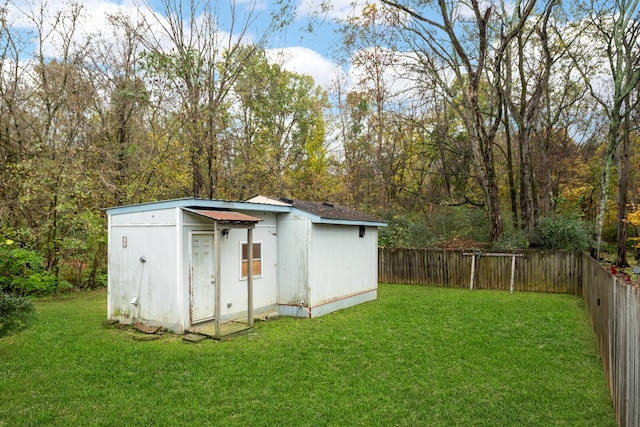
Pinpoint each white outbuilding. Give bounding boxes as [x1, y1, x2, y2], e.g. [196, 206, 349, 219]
[106, 196, 385, 338]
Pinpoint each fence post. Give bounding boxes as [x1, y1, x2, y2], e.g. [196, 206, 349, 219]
[510, 254, 516, 293]
[469, 254, 476, 290]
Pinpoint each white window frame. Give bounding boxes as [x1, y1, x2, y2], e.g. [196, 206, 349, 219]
[240, 241, 262, 279]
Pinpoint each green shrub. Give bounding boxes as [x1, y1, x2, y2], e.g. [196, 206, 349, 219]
[378, 216, 436, 248]
[57, 210, 108, 289]
[493, 229, 529, 250]
[379, 206, 490, 248]
[528, 215, 593, 251]
[0, 239, 71, 296]
[0, 292, 35, 338]
[428, 205, 489, 243]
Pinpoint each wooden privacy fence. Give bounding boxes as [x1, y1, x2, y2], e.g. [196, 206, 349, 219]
[583, 256, 640, 427]
[378, 248, 582, 294]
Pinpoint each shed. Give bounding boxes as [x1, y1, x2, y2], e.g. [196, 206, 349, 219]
[106, 196, 385, 336]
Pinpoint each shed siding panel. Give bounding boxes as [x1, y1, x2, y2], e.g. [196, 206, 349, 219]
[310, 289, 377, 317]
[277, 213, 310, 306]
[309, 224, 378, 307]
[109, 222, 179, 329]
[110, 208, 177, 226]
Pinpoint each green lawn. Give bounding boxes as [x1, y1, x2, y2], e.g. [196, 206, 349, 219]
[0, 285, 614, 426]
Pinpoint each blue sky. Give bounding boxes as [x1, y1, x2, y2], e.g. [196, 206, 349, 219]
[194, 0, 358, 87]
[13, 0, 578, 98]
[6, 0, 357, 88]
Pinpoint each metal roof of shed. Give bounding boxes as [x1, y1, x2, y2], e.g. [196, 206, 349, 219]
[184, 208, 261, 223]
[244, 196, 386, 226]
[105, 198, 289, 215]
[183, 208, 261, 229]
[105, 196, 386, 227]
[290, 200, 383, 223]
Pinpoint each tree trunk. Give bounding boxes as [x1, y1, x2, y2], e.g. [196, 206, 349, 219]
[539, 126, 555, 216]
[503, 100, 519, 229]
[518, 127, 539, 235]
[594, 110, 622, 259]
[485, 159, 504, 241]
[468, 118, 503, 241]
[616, 107, 631, 266]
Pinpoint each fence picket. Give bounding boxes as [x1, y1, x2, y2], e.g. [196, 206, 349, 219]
[378, 248, 579, 293]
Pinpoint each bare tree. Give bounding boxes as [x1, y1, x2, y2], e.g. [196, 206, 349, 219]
[502, 1, 559, 234]
[564, 0, 640, 258]
[21, 2, 97, 280]
[134, 0, 293, 199]
[0, 1, 31, 227]
[337, 4, 414, 211]
[379, 0, 539, 241]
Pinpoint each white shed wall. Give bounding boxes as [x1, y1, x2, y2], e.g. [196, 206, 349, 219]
[108, 208, 181, 330]
[308, 224, 378, 308]
[276, 213, 310, 307]
[110, 208, 177, 226]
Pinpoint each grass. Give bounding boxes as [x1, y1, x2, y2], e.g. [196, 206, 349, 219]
[0, 285, 614, 426]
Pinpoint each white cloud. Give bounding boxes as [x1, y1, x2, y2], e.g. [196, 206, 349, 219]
[5, 0, 145, 59]
[7, 0, 137, 28]
[266, 46, 340, 87]
[296, 0, 372, 21]
[4, 0, 350, 92]
[5, 0, 263, 65]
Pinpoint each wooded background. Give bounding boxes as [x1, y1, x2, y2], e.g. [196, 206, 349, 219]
[1, 0, 640, 290]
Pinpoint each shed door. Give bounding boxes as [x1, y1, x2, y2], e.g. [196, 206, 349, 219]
[191, 233, 215, 323]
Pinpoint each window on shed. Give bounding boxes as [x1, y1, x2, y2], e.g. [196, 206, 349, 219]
[241, 242, 262, 278]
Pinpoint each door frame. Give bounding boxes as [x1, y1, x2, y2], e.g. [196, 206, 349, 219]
[189, 229, 217, 325]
